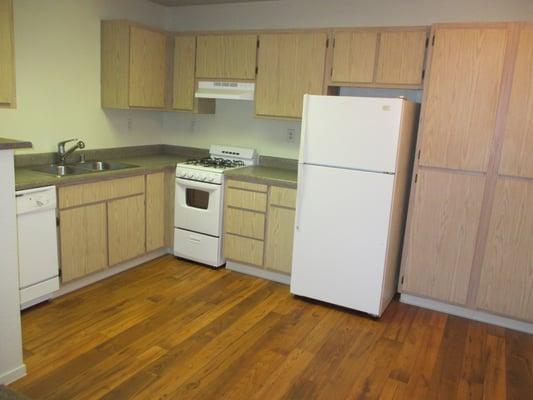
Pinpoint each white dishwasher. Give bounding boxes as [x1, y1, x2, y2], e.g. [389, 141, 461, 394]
[16, 186, 59, 309]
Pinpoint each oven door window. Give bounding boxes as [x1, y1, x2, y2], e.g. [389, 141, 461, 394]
[186, 188, 210, 210]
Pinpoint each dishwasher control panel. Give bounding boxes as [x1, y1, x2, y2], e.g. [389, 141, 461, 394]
[16, 186, 57, 214]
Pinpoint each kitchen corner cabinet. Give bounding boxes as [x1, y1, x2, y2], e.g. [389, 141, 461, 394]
[0, 0, 15, 107]
[172, 34, 215, 114]
[195, 34, 257, 80]
[255, 32, 328, 119]
[330, 28, 427, 88]
[101, 20, 167, 109]
[400, 22, 533, 323]
[223, 180, 296, 276]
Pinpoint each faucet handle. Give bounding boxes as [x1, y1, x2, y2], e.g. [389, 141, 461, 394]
[57, 138, 78, 147]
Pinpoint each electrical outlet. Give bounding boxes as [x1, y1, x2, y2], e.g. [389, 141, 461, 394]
[287, 128, 296, 143]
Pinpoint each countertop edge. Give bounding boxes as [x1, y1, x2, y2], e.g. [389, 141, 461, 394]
[224, 170, 297, 188]
[0, 137, 33, 150]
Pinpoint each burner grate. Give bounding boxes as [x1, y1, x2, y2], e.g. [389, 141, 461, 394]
[185, 157, 245, 169]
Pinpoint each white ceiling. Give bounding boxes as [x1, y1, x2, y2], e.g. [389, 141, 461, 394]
[149, 0, 273, 6]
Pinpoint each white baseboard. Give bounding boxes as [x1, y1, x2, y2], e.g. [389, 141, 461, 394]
[226, 261, 290, 285]
[400, 293, 533, 334]
[0, 364, 26, 385]
[53, 248, 169, 298]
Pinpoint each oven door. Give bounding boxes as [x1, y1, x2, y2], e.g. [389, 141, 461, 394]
[175, 178, 223, 237]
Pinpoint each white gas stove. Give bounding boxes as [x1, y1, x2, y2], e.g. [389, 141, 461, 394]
[174, 145, 257, 267]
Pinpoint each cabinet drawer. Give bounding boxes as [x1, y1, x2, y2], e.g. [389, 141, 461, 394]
[226, 188, 267, 212]
[58, 175, 145, 209]
[224, 234, 264, 266]
[269, 186, 296, 208]
[227, 179, 267, 192]
[224, 207, 265, 240]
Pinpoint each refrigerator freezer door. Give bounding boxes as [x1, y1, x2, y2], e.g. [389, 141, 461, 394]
[300, 95, 404, 173]
[290, 164, 394, 315]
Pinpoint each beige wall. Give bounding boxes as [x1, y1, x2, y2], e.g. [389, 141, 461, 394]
[160, 0, 533, 158]
[0, 0, 167, 154]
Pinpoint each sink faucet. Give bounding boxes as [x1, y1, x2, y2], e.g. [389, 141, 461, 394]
[57, 139, 85, 164]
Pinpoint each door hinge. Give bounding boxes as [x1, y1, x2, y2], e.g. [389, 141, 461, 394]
[255, 66, 258, 75]
[333, 38, 335, 48]
[421, 69, 425, 80]
[425, 37, 429, 47]
[56, 217, 60, 226]
[257, 39, 260, 48]
[326, 38, 329, 48]
[431, 35, 435, 46]
[417, 149, 421, 160]
[414, 173, 418, 183]
[401, 276, 404, 285]
[330, 67, 333, 77]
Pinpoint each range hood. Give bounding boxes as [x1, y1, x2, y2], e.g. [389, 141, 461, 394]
[195, 81, 255, 101]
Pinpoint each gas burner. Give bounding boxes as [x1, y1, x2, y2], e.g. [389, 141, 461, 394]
[185, 157, 245, 169]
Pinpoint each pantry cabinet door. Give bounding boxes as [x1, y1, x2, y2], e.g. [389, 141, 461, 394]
[401, 169, 485, 305]
[108, 194, 146, 266]
[331, 31, 378, 83]
[476, 178, 533, 322]
[146, 172, 166, 252]
[418, 27, 508, 172]
[498, 24, 533, 179]
[60, 203, 108, 282]
[375, 30, 427, 85]
[0, 0, 15, 105]
[129, 25, 167, 108]
[172, 35, 196, 111]
[196, 34, 257, 80]
[255, 32, 328, 119]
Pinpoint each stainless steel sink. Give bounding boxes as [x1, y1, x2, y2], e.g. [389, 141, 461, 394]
[31, 161, 139, 176]
[75, 161, 138, 171]
[31, 164, 93, 177]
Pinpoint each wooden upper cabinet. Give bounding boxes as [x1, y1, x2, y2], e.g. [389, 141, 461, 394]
[172, 35, 196, 111]
[476, 178, 533, 322]
[129, 25, 167, 108]
[418, 26, 508, 172]
[401, 169, 485, 305]
[255, 32, 327, 119]
[101, 21, 167, 109]
[330, 28, 427, 87]
[331, 31, 378, 83]
[0, 0, 15, 106]
[499, 24, 533, 179]
[375, 30, 427, 85]
[196, 34, 257, 80]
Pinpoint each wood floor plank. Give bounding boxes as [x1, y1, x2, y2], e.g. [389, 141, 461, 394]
[8, 256, 532, 400]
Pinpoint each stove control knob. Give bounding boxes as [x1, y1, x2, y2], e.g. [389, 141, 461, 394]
[184, 173, 190, 178]
[191, 174, 197, 180]
[201, 176, 207, 181]
[207, 177, 214, 182]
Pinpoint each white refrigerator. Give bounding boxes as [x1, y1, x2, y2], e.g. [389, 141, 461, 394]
[290, 95, 418, 317]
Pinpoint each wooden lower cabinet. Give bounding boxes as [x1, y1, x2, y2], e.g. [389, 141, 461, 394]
[224, 234, 264, 266]
[265, 206, 295, 274]
[146, 172, 166, 252]
[108, 194, 146, 266]
[60, 203, 108, 283]
[223, 180, 296, 278]
[476, 178, 533, 322]
[400, 169, 485, 305]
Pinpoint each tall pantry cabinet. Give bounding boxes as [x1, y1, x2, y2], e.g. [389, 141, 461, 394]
[400, 22, 533, 323]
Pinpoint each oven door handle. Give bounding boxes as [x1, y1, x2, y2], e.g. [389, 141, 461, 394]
[176, 178, 219, 192]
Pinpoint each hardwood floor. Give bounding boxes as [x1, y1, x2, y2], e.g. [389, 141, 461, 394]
[10, 255, 533, 399]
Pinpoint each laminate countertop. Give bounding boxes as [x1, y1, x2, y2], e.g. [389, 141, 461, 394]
[15, 154, 187, 191]
[0, 137, 32, 150]
[224, 166, 297, 188]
